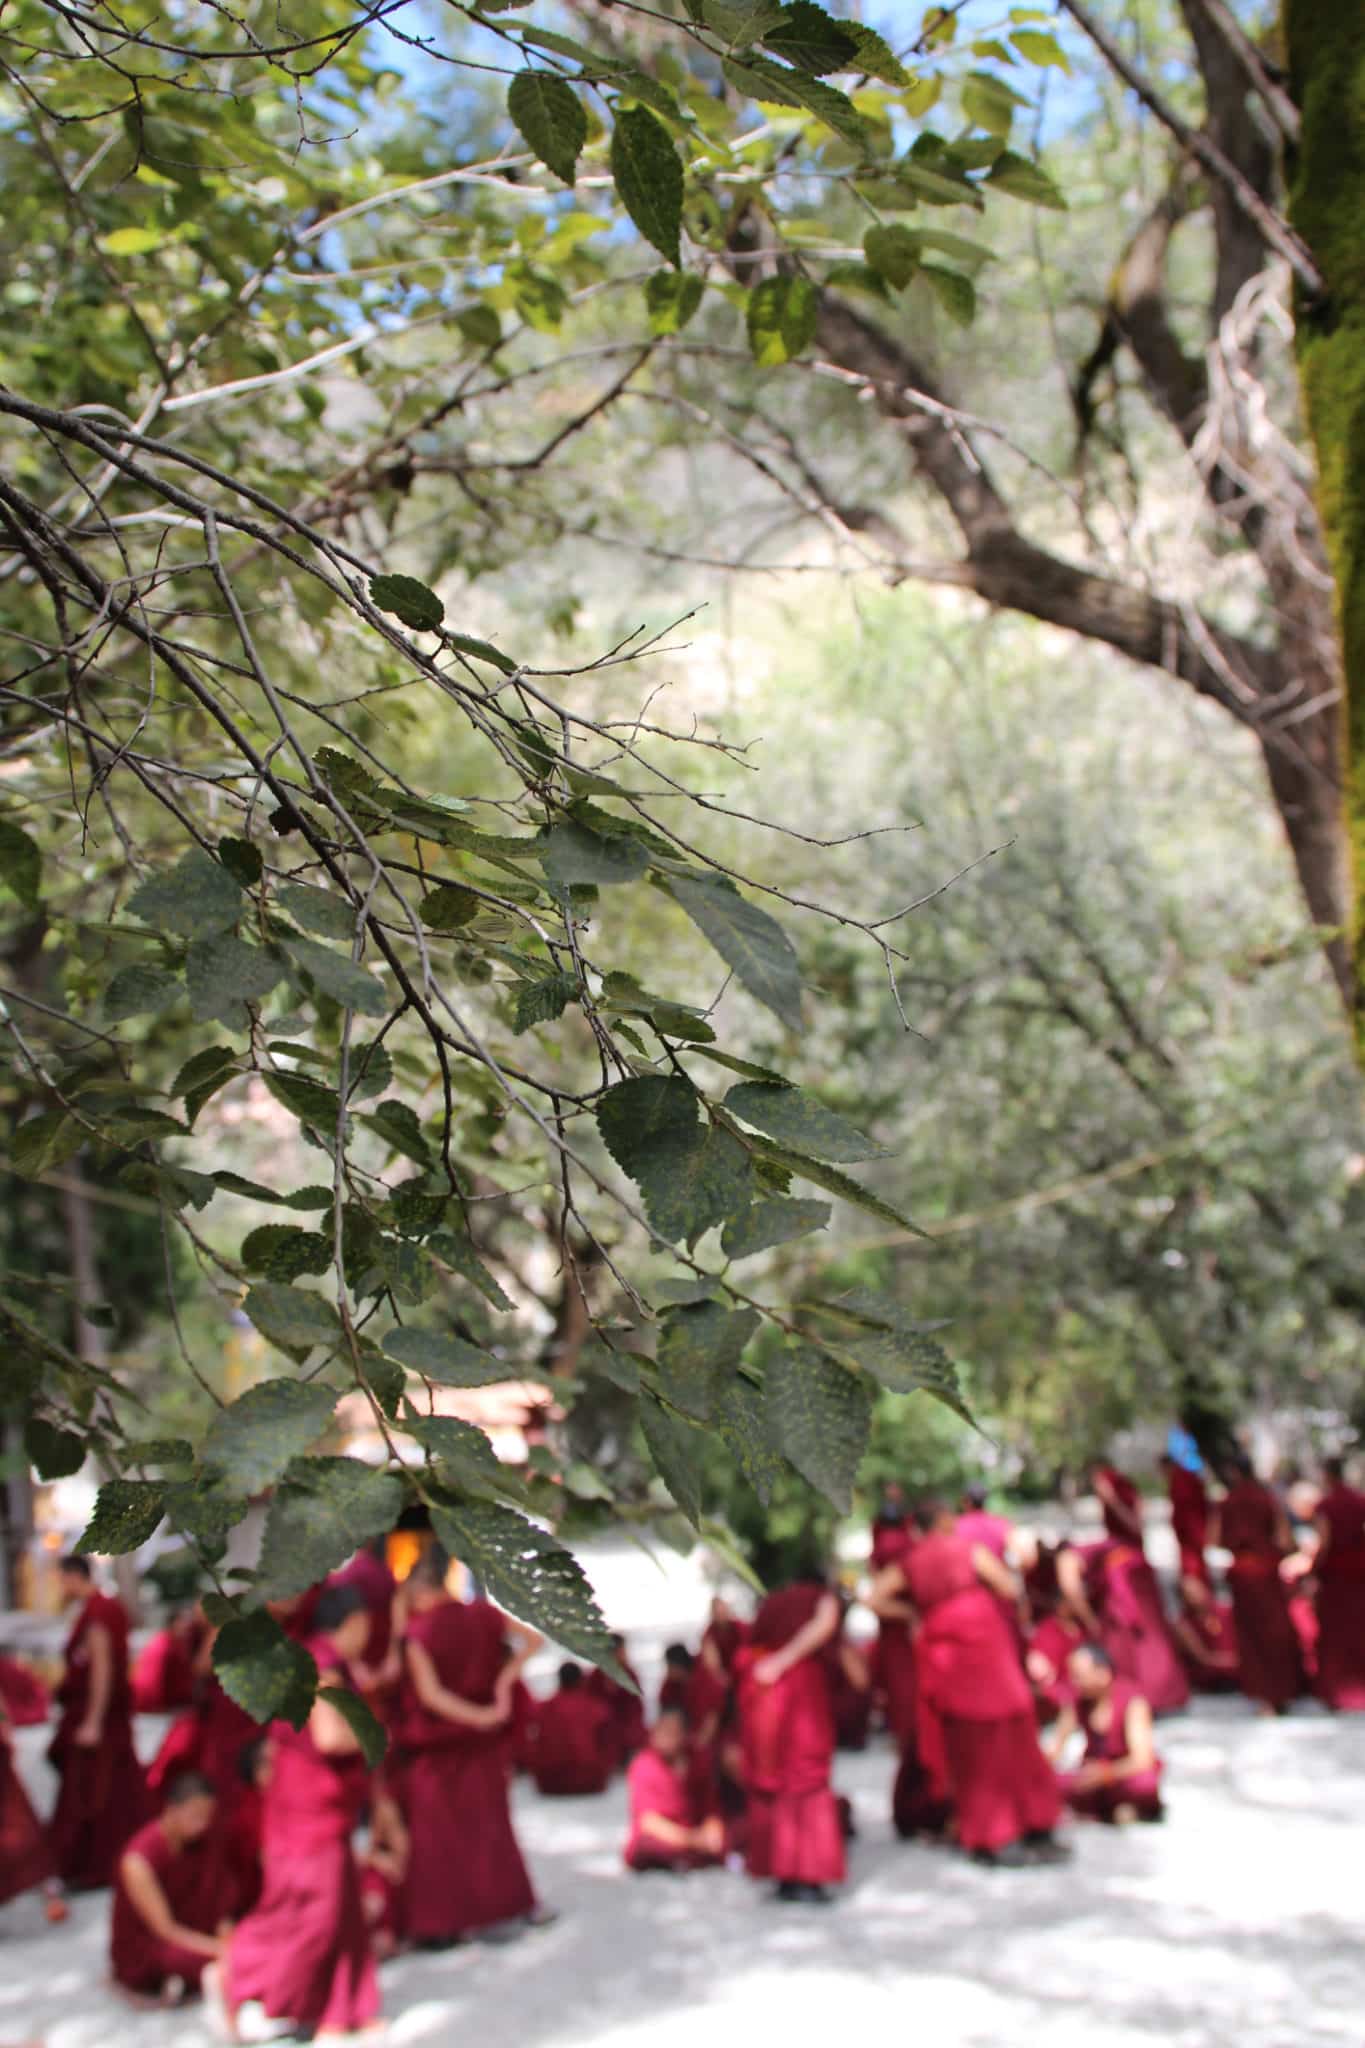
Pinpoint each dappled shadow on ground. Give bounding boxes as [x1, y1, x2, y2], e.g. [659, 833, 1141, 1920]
[2, 1705, 1362, 2048]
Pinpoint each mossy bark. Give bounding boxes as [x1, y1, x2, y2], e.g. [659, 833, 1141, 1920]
[1284, 2, 1365, 1047]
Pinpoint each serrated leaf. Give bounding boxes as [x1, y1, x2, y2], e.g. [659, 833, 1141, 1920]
[381, 1325, 508, 1387]
[187, 935, 282, 1025]
[898, 157, 984, 208]
[419, 883, 480, 931]
[175, 1044, 239, 1124]
[726, 53, 869, 144]
[761, 1, 859, 74]
[513, 971, 578, 1034]
[128, 849, 242, 938]
[348, 1041, 393, 1103]
[765, 1344, 871, 1510]
[863, 222, 920, 289]
[430, 1231, 514, 1312]
[816, 1288, 972, 1421]
[217, 836, 263, 887]
[596, 1075, 753, 1242]
[255, 1456, 405, 1601]
[241, 1283, 343, 1355]
[241, 1224, 334, 1282]
[326, 1685, 388, 1766]
[539, 816, 649, 887]
[713, 1374, 784, 1504]
[359, 1099, 430, 1165]
[611, 105, 683, 267]
[0, 818, 42, 908]
[213, 1173, 334, 1211]
[25, 1418, 85, 1480]
[263, 1070, 342, 1136]
[986, 147, 1065, 208]
[662, 871, 802, 1030]
[644, 269, 705, 336]
[11, 1110, 83, 1178]
[282, 935, 388, 1018]
[119, 1161, 217, 1211]
[702, 0, 789, 43]
[921, 263, 977, 325]
[163, 1476, 249, 1553]
[849, 21, 909, 83]
[431, 1497, 617, 1668]
[723, 1080, 881, 1162]
[370, 573, 444, 631]
[213, 1610, 317, 1730]
[202, 1378, 338, 1495]
[121, 1438, 194, 1469]
[508, 70, 587, 185]
[640, 1392, 704, 1527]
[654, 1301, 758, 1420]
[100, 962, 181, 1022]
[746, 274, 818, 366]
[277, 883, 356, 940]
[743, 1131, 924, 1233]
[403, 1409, 507, 1495]
[75, 1478, 165, 1554]
[720, 1194, 831, 1258]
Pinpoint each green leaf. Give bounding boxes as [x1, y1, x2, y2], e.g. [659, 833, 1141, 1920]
[702, 0, 789, 43]
[662, 871, 802, 1030]
[403, 1409, 507, 1494]
[370, 573, 444, 631]
[764, 1344, 871, 1511]
[419, 883, 480, 931]
[513, 971, 578, 1034]
[99, 225, 165, 255]
[263, 1070, 342, 1135]
[961, 69, 1028, 135]
[241, 1282, 343, 1354]
[241, 1224, 334, 1282]
[217, 837, 263, 887]
[202, 1378, 338, 1496]
[448, 633, 518, 676]
[430, 1231, 514, 1312]
[431, 1497, 618, 1668]
[187, 935, 282, 1025]
[1010, 27, 1070, 72]
[644, 270, 705, 338]
[102, 963, 182, 1022]
[11, 1110, 83, 1178]
[746, 274, 818, 366]
[326, 1685, 388, 1766]
[348, 1041, 393, 1103]
[863, 222, 920, 290]
[760, 1, 859, 75]
[359, 1099, 430, 1165]
[611, 105, 684, 267]
[120, 1161, 217, 1211]
[596, 1075, 753, 1242]
[539, 816, 649, 887]
[176, 1044, 239, 1123]
[128, 849, 242, 939]
[213, 1173, 333, 1211]
[986, 147, 1065, 208]
[816, 1288, 972, 1420]
[282, 934, 388, 1018]
[723, 1080, 881, 1162]
[508, 70, 587, 186]
[75, 1478, 165, 1554]
[212, 1609, 317, 1730]
[720, 1194, 831, 1258]
[380, 1325, 509, 1387]
[921, 263, 977, 325]
[898, 157, 984, 207]
[743, 1130, 925, 1233]
[25, 1418, 86, 1479]
[277, 883, 356, 940]
[163, 1475, 249, 1554]
[655, 1301, 758, 1420]
[713, 1374, 784, 1504]
[255, 1456, 406, 1601]
[725, 53, 869, 145]
[0, 818, 42, 908]
[849, 21, 909, 84]
[640, 1392, 704, 1526]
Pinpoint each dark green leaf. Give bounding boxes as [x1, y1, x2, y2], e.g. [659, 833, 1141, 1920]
[326, 1685, 387, 1766]
[508, 70, 587, 186]
[611, 105, 683, 267]
[0, 817, 42, 908]
[282, 935, 388, 1018]
[212, 1609, 316, 1729]
[848, 21, 909, 83]
[419, 883, 480, 931]
[746, 274, 818, 366]
[431, 1497, 617, 1668]
[513, 971, 579, 1034]
[217, 836, 263, 887]
[175, 1044, 239, 1124]
[381, 1325, 508, 1387]
[102, 963, 182, 1021]
[403, 1409, 507, 1494]
[720, 1194, 831, 1258]
[539, 816, 649, 887]
[25, 1418, 85, 1479]
[186, 935, 282, 1025]
[644, 270, 705, 336]
[241, 1282, 343, 1354]
[655, 1301, 758, 1420]
[241, 1224, 334, 1282]
[702, 0, 789, 42]
[370, 573, 444, 631]
[75, 1478, 165, 1554]
[263, 1070, 342, 1134]
[817, 1288, 972, 1420]
[662, 871, 802, 1029]
[448, 633, 518, 676]
[596, 1075, 753, 1242]
[11, 1110, 83, 1178]
[213, 1173, 333, 1211]
[359, 1099, 430, 1165]
[725, 53, 869, 145]
[640, 1392, 704, 1526]
[163, 1475, 249, 1553]
[765, 1343, 871, 1510]
[986, 147, 1065, 208]
[347, 1041, 393, 1103]
[713, 1374, 784, 1504]
[761, 1, 859, 75]
[863, 222, 920, 290]
[255, 1456, 406, 1600]
[277, 883, 356, 940]
[723, 1080, 881, 1162]
[921, 263, 977, 325]
[743, 1130, 925, 1232]
[202, 1378, 338, 1495]
[430, 1231, 515, 1312]
[128, 849, 242, 939]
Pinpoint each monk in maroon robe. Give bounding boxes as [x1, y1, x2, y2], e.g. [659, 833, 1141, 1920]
[1313, 1456, 1365, 1711]
[1215, 1457, 1303, 1713]
[146, 1619, 257, 1811]
[585, 1632, 646, 1770]
[955, 1485, 1013, 1561]
[398, 1545, 544, 1945]
[624, 1709, 724, 1871]
[1051, 1644, 1163, 1823]
[329, 1542, 400, 1721]
[110, 1773, 233, 1999]
[1161, 1455, 1211, 1583]
[1172, 1574, 1239, 1692]
[892, 1504, 1066, 1866]
[47, 1556, 147, 1890]
[658, 1642, 694, 1715]
[528, 1664, 612, 1796]
[1085, 1466, 1189, 1715]
[869, 1490, 918, 1752]
[0, 1702, 60, 1915]
[130, 1609, 203, 1717]
[0, 1653, 49, 1726]
[211, 1585, 380, 2040]
[1025, 1610, 1086, 1723]
[737, 1579, 846, 1901]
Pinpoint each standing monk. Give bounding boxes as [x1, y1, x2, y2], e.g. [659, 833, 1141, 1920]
[209, 1584, 379, 2041]
[895, 1504, 1066, 1867]
[955, 1485, 1014, 1561]
[1312, 1455, 1365, 1711]
[867, 1488, 918, 1760]
[1161, 1454, 1211, 1584]
[1087, 1465, 1189, 1715]
[737, 1577, 845, 1903]
[1215, 1455, 1303, 1715]
[47, 1556, 147, 1890]
[110, 1772, 232, 2001]
[398, 1546, 546, 1945]
[0, 1694, 63, 1918]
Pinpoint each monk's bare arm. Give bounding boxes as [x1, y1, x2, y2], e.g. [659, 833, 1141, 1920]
[1094, 1473, 1144, 1542]
[970, 1545, 1020, 1604]
[308, 1671, 365, 1756]
[866, 1566, 912, 1623]
[496, 1617, 544, 1702]
[405, 1640, 505, 1730]
[77, 1622, 113, 1744]
[1055, 1548, 1102, 1636]
[1111, 1695, 1157, 1780]
[1043, 1704, 1078, 1766]
[119, 1851, 224, 1962]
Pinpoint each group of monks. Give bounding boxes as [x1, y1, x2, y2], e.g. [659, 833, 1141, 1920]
[0, 1446, 1361, 2038]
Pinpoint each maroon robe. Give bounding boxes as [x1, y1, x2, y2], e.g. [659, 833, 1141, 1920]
[1177, 1595, 1240, 1692]
[955, 1509, 1013, 1560]
[48, 1591, 147, 1889]
[1314, 1483, 1365, 1710]
[110, 1816, 235, 1993]
[738, 1583, 845, 1888]
[871, 1521, 919, 1749]
[585, 1652, 646, 1770]
[1221, 1479, 1302, 1710]
[226, 1640, 378, 2037]
[1026, 1612, 1086, 1721]
[1064, 1680, 1163, 1822]
[1168, 1466, 1210, 1582]
[0, 1737, 53, 1905]
[399, 1599, 536, 1940]
[624, 1745, 716, 1871]
[905, 1535, 1060, 1854]
[529, 1689, 612, 1796]
[0, 1655, 49, 1727]
[130, 1625, 200, 1717]
[147, 1676, 256, 1809]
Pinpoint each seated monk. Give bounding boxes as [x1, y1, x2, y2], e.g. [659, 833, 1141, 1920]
[658, 1643, 694, 1715]
[0, 1652, 50, 1727]
[130, 1608, 203, 1717]
[110, 1772, 232, 2001]
[624, 1709, 724, 1873]
[220, 1738, 269, 1919]
[1025, 1610, 1086, 1724]
[529, 1664, 612, 1797]
[1171, 1575, 1239, 1692]
[1051, 1645, 1163, 1824]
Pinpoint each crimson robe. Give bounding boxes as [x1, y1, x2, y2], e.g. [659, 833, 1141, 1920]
[1064, 1680, 1163, 1822]
[0, 1738, 52, 1905]
[399, 1599, 536, 1940]
[624, 1745, 716, 1871]
[738, 1583, 845, 1888]
[1168, 1466, 1210, 1582]
[130, 1625, 200, 1717]
[1177, 1595, 1240, 1693]
[1314, 1483, 1365, 1710]
[0, 1655, 49, 1727]
[1221, 1479, 1302, 1711]
[529, 1689, 612, 1796]
[906, 1535, 1060, 1854]
[147, 1676, 256, 1808]
[110, 1816, 235, 1993]
[226, 1640, 378, 2037]
[585, 1653, 646, 1770]
[48, 1591, 147, 1889]
[870, 1520, 919, 1749]
[955, 1509, 1013, 1560]
[1026, 1612, 1085, 1720]
[1087, 1542, 1190, 1716]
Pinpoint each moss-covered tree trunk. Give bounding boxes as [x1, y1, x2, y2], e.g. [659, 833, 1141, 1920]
[1285, 2, 1365, 1048]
